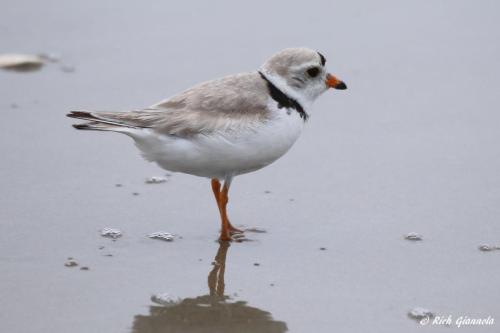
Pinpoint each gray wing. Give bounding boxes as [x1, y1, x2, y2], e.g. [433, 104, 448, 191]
[68, 72, 271, 136]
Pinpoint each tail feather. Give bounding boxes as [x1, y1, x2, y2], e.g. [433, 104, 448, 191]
[67, 110, 139, 131]
[67, 110, 98, 120]
[72, 122, 121, 131]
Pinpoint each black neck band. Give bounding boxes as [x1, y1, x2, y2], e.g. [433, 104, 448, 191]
[258, 71, 308, 121]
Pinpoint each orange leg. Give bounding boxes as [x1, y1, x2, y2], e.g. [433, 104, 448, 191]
[221, 182, 244, 234]
[211, 178, 242, 241]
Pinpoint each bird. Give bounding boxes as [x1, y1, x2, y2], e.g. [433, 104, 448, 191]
[67, 47, 347, 241]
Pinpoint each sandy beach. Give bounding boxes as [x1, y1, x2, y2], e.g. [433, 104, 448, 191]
[1, 1, 499, 332]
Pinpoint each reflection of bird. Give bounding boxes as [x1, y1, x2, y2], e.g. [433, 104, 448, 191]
[68, 48, 346, 241]
[131, 242, 288, 333]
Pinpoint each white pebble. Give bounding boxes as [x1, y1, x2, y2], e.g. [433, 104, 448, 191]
[151, 293, 181, 306]
[408, 307, 434, 320]
[0, 54, 44, 70]
[64, 260, 78, 267]
[478, 244, 500, 252]
[148, 232, 175, 241]
[145, 176, 167, 184]
[100, 228, 122, 239]
[404, 232, 423, 241]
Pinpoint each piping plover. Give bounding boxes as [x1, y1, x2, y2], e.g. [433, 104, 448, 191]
[67, 48, 347, 241]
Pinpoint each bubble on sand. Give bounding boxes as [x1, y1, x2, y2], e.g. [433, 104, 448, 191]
[408, 307, 434, 320]
[148, 232, 175, 242]
[80, 266, 89, 271]
[145, 176, 167, 184]
[404, 232, 423, 241]
[101, 228, 122, 239]
[151, 293, 181, 307]
[64, 260, 78, 267]
[478, 244, 500, 252]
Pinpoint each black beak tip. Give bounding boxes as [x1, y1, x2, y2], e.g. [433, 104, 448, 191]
[335, 81, 347, 90]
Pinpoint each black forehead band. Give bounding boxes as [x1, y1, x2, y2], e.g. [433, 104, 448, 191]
[317, 52, 326, 66]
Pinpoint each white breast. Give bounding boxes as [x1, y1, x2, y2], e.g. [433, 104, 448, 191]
[132, 101, 305, 179]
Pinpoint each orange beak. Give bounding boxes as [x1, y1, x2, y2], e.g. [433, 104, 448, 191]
[326, 73, 347, 90]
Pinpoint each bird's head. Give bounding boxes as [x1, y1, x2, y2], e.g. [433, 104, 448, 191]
[260, 47, 346, 108]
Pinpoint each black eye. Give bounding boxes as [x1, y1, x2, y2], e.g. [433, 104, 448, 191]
[307, 67, 320, 78]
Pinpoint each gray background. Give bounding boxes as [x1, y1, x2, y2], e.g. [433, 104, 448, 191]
[1, 0, 499, 332]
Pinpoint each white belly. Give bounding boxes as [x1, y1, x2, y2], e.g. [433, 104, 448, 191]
[132, 105, 304, 179]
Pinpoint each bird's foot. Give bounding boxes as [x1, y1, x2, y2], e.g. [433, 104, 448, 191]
[228, 224, 244, 234]
[219, 230, 248, 242]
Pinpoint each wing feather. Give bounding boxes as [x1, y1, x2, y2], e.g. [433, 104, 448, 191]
[68, 72, 271, 136]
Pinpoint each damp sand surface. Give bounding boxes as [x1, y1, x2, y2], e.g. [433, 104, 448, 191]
[1, 1, 500, 332]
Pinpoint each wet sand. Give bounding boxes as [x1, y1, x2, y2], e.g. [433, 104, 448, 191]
[1, 1, 500, 332]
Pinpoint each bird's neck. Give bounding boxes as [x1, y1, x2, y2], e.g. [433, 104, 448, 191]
[258, 71, 309, 121]
[258, 70, 314, 111]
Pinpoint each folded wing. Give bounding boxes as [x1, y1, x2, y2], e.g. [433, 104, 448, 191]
[67, 72, 270, 136]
